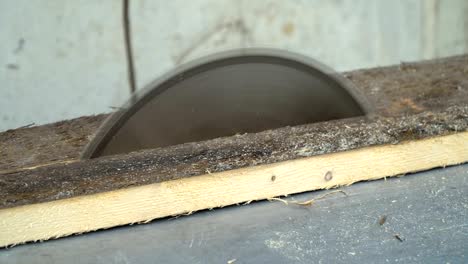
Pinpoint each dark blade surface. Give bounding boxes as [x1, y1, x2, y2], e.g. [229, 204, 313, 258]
[82, 49, 371, 159]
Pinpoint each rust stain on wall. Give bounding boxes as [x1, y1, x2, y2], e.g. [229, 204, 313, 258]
[282, 22, 295, 36]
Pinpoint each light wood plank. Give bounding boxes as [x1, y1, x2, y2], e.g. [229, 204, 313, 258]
[1, 132, 467, 247]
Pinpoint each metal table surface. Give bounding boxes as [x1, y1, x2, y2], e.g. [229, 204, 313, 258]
[1, 164, 467, 264]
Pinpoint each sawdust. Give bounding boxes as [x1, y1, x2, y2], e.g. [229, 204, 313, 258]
[1, 106, 467, 209]
[1, 57, 467, 210]
[264, 230, 311, 262]
[0, 114, 107, 171]
[2, 55, 467, 174]
[268, 190, 348, 207]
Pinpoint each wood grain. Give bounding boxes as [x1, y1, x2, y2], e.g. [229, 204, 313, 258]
[1, 105, 466, 209]
[1, 55, 467, 171]
[1, 132, 467, 247]
[0, 55, 467, 247]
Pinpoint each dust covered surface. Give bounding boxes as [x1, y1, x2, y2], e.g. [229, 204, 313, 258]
[0, 105, 466, 209]
[0, 55, 467, 171]
[0, 114, 107, 171]
[345, 55, 468, 116]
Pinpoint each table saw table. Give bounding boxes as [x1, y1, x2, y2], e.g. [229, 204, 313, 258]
[1, 164, 466, 263]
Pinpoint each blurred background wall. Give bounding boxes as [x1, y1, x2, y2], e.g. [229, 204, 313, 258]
[1, 0, 467, 131]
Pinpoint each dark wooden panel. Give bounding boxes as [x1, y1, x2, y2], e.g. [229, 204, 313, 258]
[1, 105, 466, 209]
[1, 55, 467, 172]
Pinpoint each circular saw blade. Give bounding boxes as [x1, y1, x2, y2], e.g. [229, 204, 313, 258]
[82, 48, 372, 159]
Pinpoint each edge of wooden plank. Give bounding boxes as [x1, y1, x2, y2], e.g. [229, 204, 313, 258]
[2, 105, 467, 209]
[2, 55, 467, 172]
[1, 131, 467, 248]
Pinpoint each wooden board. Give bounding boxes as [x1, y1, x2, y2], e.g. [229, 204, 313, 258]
[1, 55, 467, 172]
[1, 132, 467, 247]
[1, 105, 467, 209]
[0, 55, 467, 247]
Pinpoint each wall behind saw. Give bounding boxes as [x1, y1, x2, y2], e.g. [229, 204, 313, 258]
[0, 0, 467, 131]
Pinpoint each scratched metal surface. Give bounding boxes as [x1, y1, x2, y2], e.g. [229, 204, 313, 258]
[1, 164, 467, 264]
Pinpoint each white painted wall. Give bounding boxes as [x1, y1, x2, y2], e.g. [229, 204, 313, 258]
[1, 0, 467, 131]
[0, 1, 129, 131]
